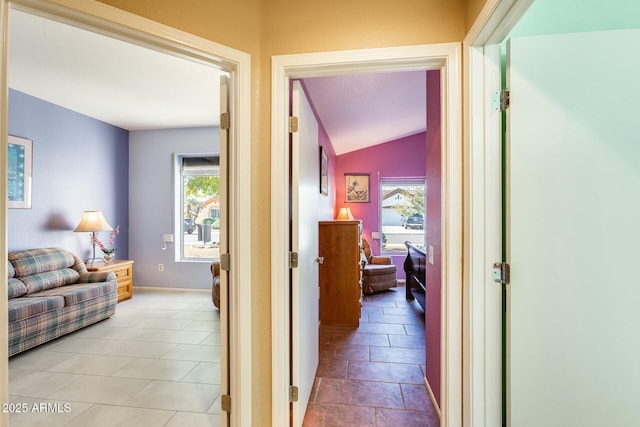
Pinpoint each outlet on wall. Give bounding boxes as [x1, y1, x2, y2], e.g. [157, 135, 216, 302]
[158, 264, 164, 272]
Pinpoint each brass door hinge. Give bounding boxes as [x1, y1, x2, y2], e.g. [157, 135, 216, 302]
[492, 262, 510, 285]
[221, 394, 231, 413]
[220, 112, 230, 130]
[289, 116, 299, 133]
[289, 385, 299, 402]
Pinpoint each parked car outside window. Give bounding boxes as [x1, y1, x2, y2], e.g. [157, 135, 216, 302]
[184, 218, 196, 234]
[405, 214, 424, 230]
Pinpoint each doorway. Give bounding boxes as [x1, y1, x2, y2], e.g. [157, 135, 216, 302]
[271, 43, 462, 426]
[0, 1, 252, 425]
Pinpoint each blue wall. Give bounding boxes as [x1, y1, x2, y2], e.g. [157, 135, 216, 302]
[8, 89, 129, 260]
[129, 127, 219, 289]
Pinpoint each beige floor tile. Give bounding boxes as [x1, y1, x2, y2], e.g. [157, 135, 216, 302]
[49, 375, 151, 405]
[102, 339, 177, 358]
[7, 397, 92, 427]
[165, 411, 221, 427]
[46, 354, 135, 376]
[9, 370, 80, 398]
[161, 343, 221, 362]
[65, 404, 175, 427]
[112, 358, 198, 381]
[183, 362, 221, 384]
[138, 329, 211, 344]
[125, 380, 220, 412]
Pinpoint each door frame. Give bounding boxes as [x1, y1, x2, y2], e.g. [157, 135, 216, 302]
[271, 42, 462, 426]
[463, 1, 533, 426]
[0, 1, 253, 425]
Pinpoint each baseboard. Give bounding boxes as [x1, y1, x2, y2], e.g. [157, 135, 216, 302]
[424, 375, 441, 421]
[133, 285, 210, 294]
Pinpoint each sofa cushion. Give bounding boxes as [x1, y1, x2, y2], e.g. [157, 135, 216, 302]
[8, 296, 65, 323]
[7, 260, 15, 278]
[9, 247, 76, 278]
[8, 278, 28, 299]
[27, 282, 117, 306]
[20, 269, 80, 294]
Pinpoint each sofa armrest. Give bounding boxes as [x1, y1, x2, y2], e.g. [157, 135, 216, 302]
[78, 272, 116, 283]
[370, 256, 392, 265]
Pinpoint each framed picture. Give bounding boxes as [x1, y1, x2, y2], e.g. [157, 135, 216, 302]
[345, 173, 370, 203]
[319, 146, 329, 196]
[8, 135, 32, 209]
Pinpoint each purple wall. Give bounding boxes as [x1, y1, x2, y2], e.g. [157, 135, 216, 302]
[425, 70, 442, 405]
[334, 133, 427, 278]
[8, 89, 129, 260]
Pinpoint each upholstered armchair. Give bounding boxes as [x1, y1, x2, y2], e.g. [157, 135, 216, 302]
[361, 239, 397, 294]
[211, 260, 221, 309]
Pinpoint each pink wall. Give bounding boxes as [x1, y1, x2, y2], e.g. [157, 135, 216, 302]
[425, 70, 442, 405]
[334, 133, 427, 279]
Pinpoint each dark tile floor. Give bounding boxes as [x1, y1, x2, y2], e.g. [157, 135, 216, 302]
[303, 282, 440, 427]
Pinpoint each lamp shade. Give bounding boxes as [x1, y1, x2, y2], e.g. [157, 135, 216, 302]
[336, 207, 354, 220]
[73, 211, 113, 232]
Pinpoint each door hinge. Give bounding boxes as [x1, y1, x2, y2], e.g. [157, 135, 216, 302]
[220, 112, 230, 130]
[492, 262, 510, 285]
[289, 385, 299, 402]
[501, 89, 510, 111]
[288, 116, 299, 133]
[221, 394, 231, 413]
[289, 251, 298, 269]
[220, 253, 230, 271]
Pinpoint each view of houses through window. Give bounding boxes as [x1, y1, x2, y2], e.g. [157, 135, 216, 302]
[380, 179, 426, 253]
[179, 155, 220, 260]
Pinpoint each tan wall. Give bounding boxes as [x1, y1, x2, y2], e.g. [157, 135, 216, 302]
[99, 0, 466, 423]
[465, 0, 491, 33]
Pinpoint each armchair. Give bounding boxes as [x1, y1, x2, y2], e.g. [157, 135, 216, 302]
[211, 260, 221, 309]
[361, 238, 397, 294]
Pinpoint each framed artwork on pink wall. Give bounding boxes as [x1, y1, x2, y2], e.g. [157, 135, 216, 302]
[320, 146, 328, 196]
[345, 173, 369, 203]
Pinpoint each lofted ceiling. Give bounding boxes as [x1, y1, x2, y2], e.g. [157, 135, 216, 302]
[8, 9, 426, 154]
[302, 72, 426, 155]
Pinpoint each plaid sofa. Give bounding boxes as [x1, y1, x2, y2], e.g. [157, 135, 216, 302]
[7, 247, 118, 357]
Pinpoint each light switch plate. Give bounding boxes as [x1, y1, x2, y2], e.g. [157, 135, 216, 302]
[428, 245, 434, 265]
[163, 234, 174, 243]
[371, 231, 380, 239]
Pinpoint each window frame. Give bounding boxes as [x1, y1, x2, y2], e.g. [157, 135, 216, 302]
[379, 177, 427, 254]
[175, 153, 220, 262]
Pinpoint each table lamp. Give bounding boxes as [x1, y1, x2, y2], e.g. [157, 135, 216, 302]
[74, 210, 113, 265]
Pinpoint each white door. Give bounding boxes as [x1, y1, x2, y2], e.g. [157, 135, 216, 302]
[290, 80, 320, 426]
[219, 75, 230, 427]
[507, 30, 640, 426]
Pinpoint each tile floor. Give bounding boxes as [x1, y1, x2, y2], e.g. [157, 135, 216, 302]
[303, 282, 440, 427]
[8, 283, 437, 427]
[8, 288, 221, 427]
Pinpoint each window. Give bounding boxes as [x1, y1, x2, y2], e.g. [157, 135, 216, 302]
[177, 155, 220, 260]
[380, 179, 426, 253]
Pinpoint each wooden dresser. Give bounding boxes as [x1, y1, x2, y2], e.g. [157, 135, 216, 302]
[87, 260, 134, 302]
[318, 220, 362, 327]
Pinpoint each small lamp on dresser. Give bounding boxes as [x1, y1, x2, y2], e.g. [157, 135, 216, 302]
[336, 207, 355, 220]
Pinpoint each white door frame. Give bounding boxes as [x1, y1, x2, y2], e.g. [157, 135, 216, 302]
[0, 1, 252, 426]
[463, 1, 533, 426]
[271, 43, 462, 426]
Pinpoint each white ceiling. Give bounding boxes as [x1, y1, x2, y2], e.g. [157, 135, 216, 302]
[8, 9, 224, 130]
[302, 72, 426, 155]
[8, 10, 426, 154]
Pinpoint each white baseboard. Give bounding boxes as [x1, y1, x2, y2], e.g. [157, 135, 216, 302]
[424, 375, 441, 421]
